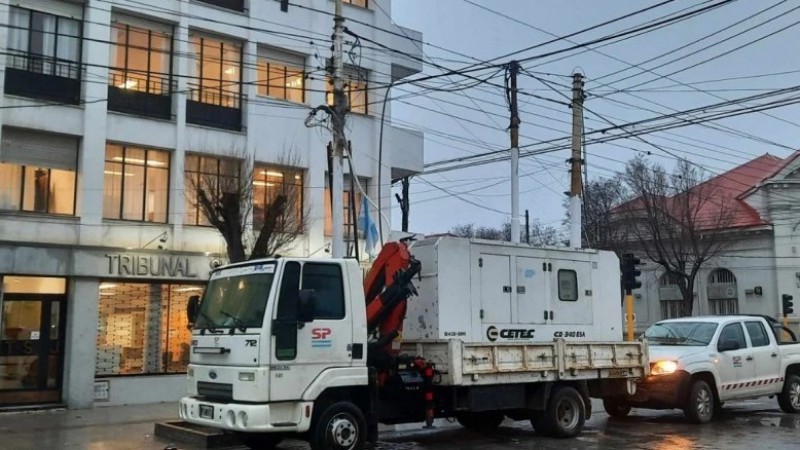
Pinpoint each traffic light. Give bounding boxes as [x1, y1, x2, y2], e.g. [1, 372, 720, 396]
[783, 294, 794, 316]
[621, 253, 642, 292]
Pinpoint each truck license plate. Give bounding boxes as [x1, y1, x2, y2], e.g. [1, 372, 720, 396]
[199, 404, 214, 419]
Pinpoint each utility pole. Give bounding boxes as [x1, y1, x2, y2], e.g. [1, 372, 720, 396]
[569, 72, 585, 249]
[508, 61, 520, 244]
[330, 0, 347, 258]
[525, 209, 530, 244]
[395, 177, 410, 232]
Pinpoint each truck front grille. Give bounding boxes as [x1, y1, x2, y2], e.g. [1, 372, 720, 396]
[197, 381, 233, 401]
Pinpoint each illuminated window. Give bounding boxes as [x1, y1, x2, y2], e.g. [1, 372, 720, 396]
[188, 34, 242, 108]
[327, 69, 368, 115]
[108, 20, 172, 96]
[103, 143, 170, 223]
[6, 7, 81, 79]
[257, 47, 305, 103]
[343, 0, 368, 7]
[96, 283, 200, 376]
[252, 165, 304, 232]
[324, 175, 367, 239]
[184, 154, 240, 226]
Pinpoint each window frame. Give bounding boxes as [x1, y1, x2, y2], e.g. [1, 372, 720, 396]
[252, 163, 305, 233]
[188, 33, 243, 109]
[301, 262, 346, 321]
[324, 175, 367, 239]
[0, 162, 78, 216]
[256, 53, 306, 104]
[108, 21, 174, 97]
[719, 322, 748, 349]
[745, 321, 770, 348]
[184, 154, 241, 226]
[557, 269, 579, 302]
[7, 6, 83, 80]
[327, 68, 369, 115]
[343, 0, 369, 8]
[103, 143, 171, 223]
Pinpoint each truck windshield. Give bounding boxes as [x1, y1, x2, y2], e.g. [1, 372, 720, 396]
[194, 263, 277, 331]
[644, 322, 718, 346]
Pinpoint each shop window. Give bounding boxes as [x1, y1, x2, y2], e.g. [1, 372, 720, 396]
[184, 154, 240, 226]
[96, 283, 201, 376]
[256, 47, 305, 103]
[103, 143, 170, 223]
[253, 164, 304, 232]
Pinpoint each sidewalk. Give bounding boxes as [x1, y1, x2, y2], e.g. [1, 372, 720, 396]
[0, 403, 206, 450]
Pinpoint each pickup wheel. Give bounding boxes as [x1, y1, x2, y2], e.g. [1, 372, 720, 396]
[532, 385, 586, 438]
[684, 380, 715, 424]
[234, 432, 282, 450]
[778, 374, 800, 414]
[602, 398, 631, 418]
[456, 411, 505, 432]
[310, 401, 366, 450]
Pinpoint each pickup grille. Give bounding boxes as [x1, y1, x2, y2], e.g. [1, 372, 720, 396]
[197, 381, 233, 401]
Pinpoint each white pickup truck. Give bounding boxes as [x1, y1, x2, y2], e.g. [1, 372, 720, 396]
[605, 315, 800, 423]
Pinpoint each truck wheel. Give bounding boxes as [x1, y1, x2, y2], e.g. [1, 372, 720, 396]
[456, 411, 505, 432]
[234, 432, 282, 449]
[602, 398, 631, 418]
[684, 380, 714, 424]
[778, 374, 800, 414]
[310, 401, 366, 450]
[532, 385, 586, 438]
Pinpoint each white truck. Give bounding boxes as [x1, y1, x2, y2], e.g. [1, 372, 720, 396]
[178, 236, 649, 449]
[603, 315, 800, 423]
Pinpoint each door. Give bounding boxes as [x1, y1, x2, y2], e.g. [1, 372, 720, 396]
[515, 257, 548, 324]
[480, 254, 512, 324]
[270, 261, 353, 402]
[549, 260, 593, 325]
[0, 295, 66, 406]
[716, 322, 756, 400]
[744, 320, 781, 395]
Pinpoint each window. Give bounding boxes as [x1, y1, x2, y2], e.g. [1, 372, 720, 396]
[184, 154, 240, 226]
[327, 69, 368, 115]
[257, 48, 305, 103]
[252, 164, 304, 231]
[302, 263, 345, 320]
[0, 128, 78, 215]
[96, 282, 199, 376]
[103, 143, 170, 223]
[344, 0, 368, 7]
[109, 21, 172, 96]
[7, 7, 81, 79]
[557, 270, 578, 301]
[745, 321, 770, 347]
[324, 176, 367, 239]
[188, 34, 242, 108]
[719, 323, 747, 350]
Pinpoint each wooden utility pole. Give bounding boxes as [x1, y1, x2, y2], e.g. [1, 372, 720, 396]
[395, 177, 410, 232]
[569, 73, 585, 249]
[330, 0, 347, 258]
[509, 61, 520, 244]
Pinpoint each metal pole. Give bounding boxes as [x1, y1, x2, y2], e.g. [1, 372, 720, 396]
[525, 209, 530, 244]
[509, 61, 520, 244]
[569, 73, 585, 249]
[330, 0, 346, 258]
[626, 289, 635, 341]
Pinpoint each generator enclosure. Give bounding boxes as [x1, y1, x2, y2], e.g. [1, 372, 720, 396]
[404, 236, 623, 343]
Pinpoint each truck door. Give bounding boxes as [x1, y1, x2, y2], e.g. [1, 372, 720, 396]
[717, 322, 757, 400]
[744, 320, 781, 395]
[479, 254, 512, 324]
[548, 259, 593, 325]
[515, 256, 548, 324]
[269, 261, 353, 402]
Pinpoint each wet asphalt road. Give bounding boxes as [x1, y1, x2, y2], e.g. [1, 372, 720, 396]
[1, 398, 798, 449]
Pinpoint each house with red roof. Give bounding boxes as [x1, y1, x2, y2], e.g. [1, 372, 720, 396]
[620, 152, 800, 331]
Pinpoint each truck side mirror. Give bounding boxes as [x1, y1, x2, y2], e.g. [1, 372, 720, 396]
[187, 295, 200, 325]
[718, 339, 740, 352]
[298, 289, 316, 323]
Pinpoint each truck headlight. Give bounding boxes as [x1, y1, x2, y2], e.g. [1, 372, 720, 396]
[651, 360, 678, 375]
[238, 372, 255, 382]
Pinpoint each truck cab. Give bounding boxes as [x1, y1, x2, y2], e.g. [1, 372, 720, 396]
[179, 258, 369, 440]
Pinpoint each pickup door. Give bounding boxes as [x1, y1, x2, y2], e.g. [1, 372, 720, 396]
[743, 320, 782, 395]
[717, 322, 758, 400]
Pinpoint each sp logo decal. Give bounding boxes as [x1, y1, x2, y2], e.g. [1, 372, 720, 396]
[312, 328, 332, 348]
[312, 328, 332, 339]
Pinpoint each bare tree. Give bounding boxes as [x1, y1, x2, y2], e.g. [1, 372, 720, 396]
[618, 156, 736, 316]
[450, 219, 561, 246]
[187, 150, 308, 263]
[566, 176, 631, 254]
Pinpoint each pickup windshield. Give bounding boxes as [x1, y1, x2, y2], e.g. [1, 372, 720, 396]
[644, 321, 718, 346]
[194, 263, 277, 330]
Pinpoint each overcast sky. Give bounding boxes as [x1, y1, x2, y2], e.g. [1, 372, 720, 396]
[388, 0, 800, 237]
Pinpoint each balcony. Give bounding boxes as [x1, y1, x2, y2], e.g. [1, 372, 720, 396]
[196, 0, 244, 12]
[186, 89, 242, 131]
[108, 72, 172, 120]
[388, 124, 424, 179]
[391, 25, 423, 80]
[4, 53, 80, 104]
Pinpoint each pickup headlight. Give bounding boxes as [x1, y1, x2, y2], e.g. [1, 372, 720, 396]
[651, 360, 678, 376]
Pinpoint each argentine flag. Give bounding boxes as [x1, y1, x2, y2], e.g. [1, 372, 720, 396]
[357, 195, 379, 258]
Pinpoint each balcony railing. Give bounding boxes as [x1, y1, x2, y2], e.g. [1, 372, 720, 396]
[196, 0, 244, 12]
[4, 52, 81, 104]
[108, 70, 173, 120]
[186, 88, 242, 131]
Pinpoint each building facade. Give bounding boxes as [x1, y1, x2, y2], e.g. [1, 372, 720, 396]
[0, 0, 423, 409]
[629, 153, 800, 332]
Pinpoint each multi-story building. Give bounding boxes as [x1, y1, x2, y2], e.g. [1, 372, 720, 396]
[0, 0, 423, 409]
